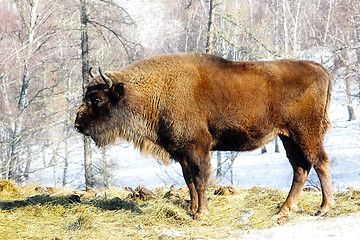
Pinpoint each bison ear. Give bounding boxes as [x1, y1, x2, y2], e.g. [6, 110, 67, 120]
[112, 82, 126, 100]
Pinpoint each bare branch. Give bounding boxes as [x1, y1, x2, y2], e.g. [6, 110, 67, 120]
[87, 19, 142, 61]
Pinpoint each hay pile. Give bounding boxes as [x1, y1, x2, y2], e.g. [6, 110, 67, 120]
[0, 180, 18, 192]
[1, 180, 359, 239]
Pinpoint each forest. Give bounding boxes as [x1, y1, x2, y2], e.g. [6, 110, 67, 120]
[0, 0, 359, 188]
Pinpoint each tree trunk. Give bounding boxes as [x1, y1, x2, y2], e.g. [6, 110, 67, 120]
[347, 104, 356, 121]
[101, 148, 110, 188]
[228, 152, 238, 185]
[84, 137, 93, 187]
[292, 0, 302, 53]
[8, 0, 40, 183]
[216, 151, 222, 177]
[63, 137, 69, 187]
[282, 0, 289, 53]
[23, 145, 31, 182]
[346, 76, 356, 121]
[52, 149, 58, 187]
[9, 63, 29, 182]
[261, 146, 267, 154]
[344, 47, 357, 121]
[206, 0, 216, 54]
[230, 163, 234, 185]
[80, 0, 94, 188]
[355, 22, 360, 101]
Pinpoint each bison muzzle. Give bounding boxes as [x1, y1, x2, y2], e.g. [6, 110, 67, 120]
[75, 53, 334, 220]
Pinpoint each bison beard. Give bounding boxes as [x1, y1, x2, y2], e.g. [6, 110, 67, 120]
[75, 53, 334, 220]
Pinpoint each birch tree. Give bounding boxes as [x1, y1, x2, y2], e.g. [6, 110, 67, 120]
[78, 0, 139, 187]
[79, 0, 94, 188]
[205, 0, 216, 54]
[6, 0, 57, 182]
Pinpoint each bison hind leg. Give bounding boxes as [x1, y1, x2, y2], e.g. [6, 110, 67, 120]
[278, 134, 334, 216]
[312, 146, 334, 215]
[276, 135, 312, 216]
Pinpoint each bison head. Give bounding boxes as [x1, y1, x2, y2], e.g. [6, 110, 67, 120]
[74, 67, 126, 146]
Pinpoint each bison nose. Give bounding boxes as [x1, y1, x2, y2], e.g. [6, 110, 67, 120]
[74, 123, 83, 133]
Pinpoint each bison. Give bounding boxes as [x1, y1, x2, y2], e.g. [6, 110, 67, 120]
[74, 53, 333, 219]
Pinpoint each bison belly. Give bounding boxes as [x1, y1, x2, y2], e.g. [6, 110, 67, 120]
[210, 124, 278, 152]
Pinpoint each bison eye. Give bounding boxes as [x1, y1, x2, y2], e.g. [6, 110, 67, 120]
[92, 98, 103, 107]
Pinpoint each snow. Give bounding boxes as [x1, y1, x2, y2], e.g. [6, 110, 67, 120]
[233, 212, 360, 240]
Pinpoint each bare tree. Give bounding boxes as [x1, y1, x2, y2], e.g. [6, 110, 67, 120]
[215, 152, 239, 185]
[78, 0, 140, 188]
[0, 0, 359, 188]
[80, 0, 94, 188]
[6, 0, 57, 182]
[205, 0, 216, 54]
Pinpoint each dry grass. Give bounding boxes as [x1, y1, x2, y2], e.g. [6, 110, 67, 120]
[0, 180, 359, 239]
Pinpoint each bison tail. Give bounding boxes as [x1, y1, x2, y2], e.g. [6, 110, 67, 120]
[323, 75, 332, 132]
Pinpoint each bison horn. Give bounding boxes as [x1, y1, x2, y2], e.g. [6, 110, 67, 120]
[99, 66, 113, 88]
[89, 67, 95, 78]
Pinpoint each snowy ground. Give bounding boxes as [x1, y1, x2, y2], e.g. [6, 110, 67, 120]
[231, 212, 360, 240]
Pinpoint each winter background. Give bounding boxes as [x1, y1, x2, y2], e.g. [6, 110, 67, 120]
[14, 0, 359, 192]
[1, 1, 360, 239]
[0, 0, 359, 195]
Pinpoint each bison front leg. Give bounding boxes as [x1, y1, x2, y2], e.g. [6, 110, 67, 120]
[190, 157, 211, 220]
[180, 154, 211, 220]
[174, 127, 212, 220]
[179, 159, 199, 214]
[180, 139, 212, 220]
[193, 157, 210, 220]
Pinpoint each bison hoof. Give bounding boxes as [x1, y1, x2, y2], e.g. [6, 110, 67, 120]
[193, 210, 209, 220]
[314, 208, 330, 217]
[314, 210, 324, 216]
[314, 201, 334, 216]
[274, 203, 297, 216]
[273, 208, 290, 217]
[190, 205, 198, 214]
[276, 215, 291, 225]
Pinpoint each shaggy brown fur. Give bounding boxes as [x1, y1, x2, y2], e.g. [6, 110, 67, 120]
[75, 53, 333, 219]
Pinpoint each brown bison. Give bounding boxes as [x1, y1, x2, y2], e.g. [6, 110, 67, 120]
[75, 53, 333, 219]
